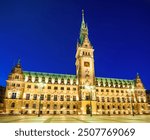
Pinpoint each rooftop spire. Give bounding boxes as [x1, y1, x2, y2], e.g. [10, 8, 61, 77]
[79, 10, 88, 44]
[17, 58, 21, 65]
[82, 9, 85, 24]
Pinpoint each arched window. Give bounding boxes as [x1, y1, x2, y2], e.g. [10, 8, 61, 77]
[11, 102, 15, 108]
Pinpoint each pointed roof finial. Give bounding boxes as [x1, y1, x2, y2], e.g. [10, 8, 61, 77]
[17, 58, 21, 65]
[82, 9, 85, 23]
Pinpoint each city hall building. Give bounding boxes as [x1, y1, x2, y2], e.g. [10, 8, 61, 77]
[4, 11, 148, 115]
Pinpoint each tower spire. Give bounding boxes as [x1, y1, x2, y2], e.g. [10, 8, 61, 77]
[80, 10, 88, 44]
[82, 9, 85, 24]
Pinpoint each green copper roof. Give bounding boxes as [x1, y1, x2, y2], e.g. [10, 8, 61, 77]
[24, 71, 134, 84]
[96, 77, 134, 85]
[23, 71, 76, 79]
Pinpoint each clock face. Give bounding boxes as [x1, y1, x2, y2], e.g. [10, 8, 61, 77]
[84, 62, 90, 67]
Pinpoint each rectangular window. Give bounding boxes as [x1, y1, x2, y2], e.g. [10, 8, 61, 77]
[102, 97, 105, 102]
[101, 89, 104, 92]
[112, 97, 115, 102]
[53, 104, 57, 109]
[48, 86, 51, 89]
[33, 94, 37, 100]
[47, 95, 51, 101]
[34, 85, 38, 89]
[60, 95, 64, 101]
[40, 94, 44, 100]
[61, 87, 64, 90]
[67, 87, 70, 90]
[26, 94, 30, 100]
[32, 104, 36, 109]
[73, 96, 76, 101]
[40, 104, 43, 109]
[96, 89, 99, 92]
[86, 96, 90, 100]
[66, 95, 70, 101]
[111, 90, 114, 93]
[47, 104, 50, 109]
[116, 90, 119, 93]
[17, 84, 20, 87]
[73, 88, 76, 91]
[54, 87, 58, 90]
[60, 105, 63, 109]
[106, 89, 109, 92]
[27, 85, 31, 88]
[54, 95, 57, 101]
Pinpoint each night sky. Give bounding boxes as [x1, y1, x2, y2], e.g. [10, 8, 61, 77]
[0, 0, 150, 89]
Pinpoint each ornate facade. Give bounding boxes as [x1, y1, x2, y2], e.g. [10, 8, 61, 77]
[4, 11, 148, 115]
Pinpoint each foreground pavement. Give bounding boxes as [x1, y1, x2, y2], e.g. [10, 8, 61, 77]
[0, 115, 150, 123]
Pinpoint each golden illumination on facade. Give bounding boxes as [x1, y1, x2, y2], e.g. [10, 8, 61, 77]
[4, 10, 148, 115]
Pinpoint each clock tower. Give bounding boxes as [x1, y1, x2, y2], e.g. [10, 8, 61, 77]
[75, 10, 96, 115]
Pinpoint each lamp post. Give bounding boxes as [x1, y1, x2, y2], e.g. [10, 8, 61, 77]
[38, 83, 45, 117]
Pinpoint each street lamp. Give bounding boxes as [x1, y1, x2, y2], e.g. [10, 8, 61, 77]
[38, 83, 45, 117]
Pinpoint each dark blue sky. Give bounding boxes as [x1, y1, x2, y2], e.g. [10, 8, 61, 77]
[0, 0, 150, 89]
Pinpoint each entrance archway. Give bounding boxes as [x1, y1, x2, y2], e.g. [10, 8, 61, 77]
[86, 104, 91, 114]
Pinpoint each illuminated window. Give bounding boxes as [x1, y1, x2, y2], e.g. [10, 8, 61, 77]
[26, 94, 30, 100]
[12, 93, 16, 99]
[48, 86, 51, 89]
[66, 95, 70, 101]
[47, 95, 51, 101]
[67, 87, 70, 90]
[27, 85, 31, 88]
[73, 88, 76, 91]
[61, 87, 64, 90]
[54, 86, 58, 90]
[40, 94, 44, 100]
[34, 85, 38, 89]
[32, 104, 36, 109]
[47, 104, 50, 109]
[111, 90, 114, 93]
[73, 96, 76, 101]
[33, 94, 37, 100]
[86, 96, 90, 100]
[102, 97, 105, 102]
[73, 105, 76, 109]
[54, 95, 57, 101]
[60, 105, 63, 109]
[25, 104, 29, 109]
[112, 97, 115, 102]
[60, 95, 64, 101]
[16, 84, 20, 87]
[53, 104, 57, 109]
[106, 89, 109, 92]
